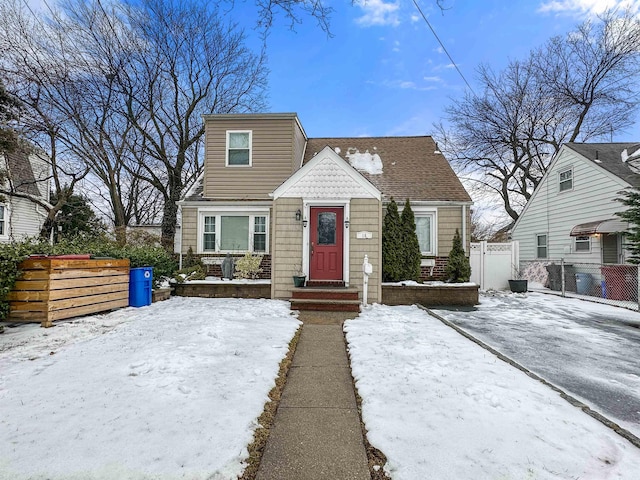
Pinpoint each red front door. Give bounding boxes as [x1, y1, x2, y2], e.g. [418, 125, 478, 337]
[310, 207, 343, 281]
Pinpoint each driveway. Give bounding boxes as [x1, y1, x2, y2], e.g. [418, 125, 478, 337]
[431, 292, 640, 438]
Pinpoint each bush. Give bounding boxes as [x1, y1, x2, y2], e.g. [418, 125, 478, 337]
[382, 198, 403, 282]
[0, 238, 51, 320]
[400, 199, 422, 281]
[235, 252, 263, 279]
[445, 229, 471, 282]
[173, 265, 206, 283]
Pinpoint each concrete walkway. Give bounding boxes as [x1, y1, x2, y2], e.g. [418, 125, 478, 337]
[256, 311, 370, 480]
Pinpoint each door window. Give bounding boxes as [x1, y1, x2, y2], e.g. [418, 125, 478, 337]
[317, 212, 336, 245]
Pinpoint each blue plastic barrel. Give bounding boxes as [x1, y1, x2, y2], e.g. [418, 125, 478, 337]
[129, 267, 153, 307]
[575, 272, 593, 295]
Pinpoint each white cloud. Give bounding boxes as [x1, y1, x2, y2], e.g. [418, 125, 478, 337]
[392, 40, 401, 52]
[355, 0, 401, 27]
[381, 79, 438, 91]
[434, 46, 444, 54]
[411, 14, 421, 23]
[538, 0, 639, 16]
[423, 76, 443, 82]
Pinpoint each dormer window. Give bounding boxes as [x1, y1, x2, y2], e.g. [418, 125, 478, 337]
[226, 131, 252, 166]
[559, 167, 573, 192]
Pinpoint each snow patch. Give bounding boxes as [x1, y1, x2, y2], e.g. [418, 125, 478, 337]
[345, 148, 383, 174]
[334, 147, 341, 154]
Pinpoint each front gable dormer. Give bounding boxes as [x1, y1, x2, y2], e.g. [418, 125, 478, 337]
[202, 113, 307, 200]
[272, 146, 381, 200]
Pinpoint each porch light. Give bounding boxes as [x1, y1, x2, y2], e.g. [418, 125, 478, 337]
[295, 209, 301, 221]
[345, 218, 350, 229]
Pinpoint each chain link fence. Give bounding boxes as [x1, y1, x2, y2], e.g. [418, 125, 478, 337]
[520, 260, 640, 310]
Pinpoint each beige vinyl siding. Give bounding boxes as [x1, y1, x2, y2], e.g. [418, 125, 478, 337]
[349, 198, 382, 303]
[180, 207, 198, 254]
[437, 206, 463, 256]
[512, 148, 630, 263]
[272, 198, 304, 299]
[203, 117, 301, 199]
[292, 120, 306, 171]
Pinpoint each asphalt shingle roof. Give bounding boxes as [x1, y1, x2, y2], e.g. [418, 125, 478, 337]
[3, 150, 40, 196]
[566, 142, 640, 187]
[303, 136, 471, 203]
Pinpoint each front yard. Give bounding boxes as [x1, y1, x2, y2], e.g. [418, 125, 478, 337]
[345, 303, 640, 480]
[2, 295, 640, 479]
[0, 297, 300, 479]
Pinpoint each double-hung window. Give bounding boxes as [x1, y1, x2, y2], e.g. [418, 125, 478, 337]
[536, 234, 548, 259]
[200, 212, 268, 253]
[559, 167, 573, 192]
[226, 131, 252, 166]
[203, 216, 216, 251]
[412, 210, 436, 255]
[575, 235, 590, 252]
[0, 204, 6, 236]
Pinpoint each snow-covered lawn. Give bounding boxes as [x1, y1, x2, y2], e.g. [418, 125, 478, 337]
[432, 292, 640, 437]
[0, 297, 300, 480]
[345, 304, 640, 480]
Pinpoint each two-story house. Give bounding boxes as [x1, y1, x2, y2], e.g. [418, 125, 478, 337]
[511, 142, 640, 264]
[0, 148, 51, 243]
[178, 113, 472, 303]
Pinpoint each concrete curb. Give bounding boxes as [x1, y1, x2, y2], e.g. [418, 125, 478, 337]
[420, 304, 640, 450]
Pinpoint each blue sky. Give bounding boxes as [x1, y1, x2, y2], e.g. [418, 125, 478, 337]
[237, 0, 640, 141]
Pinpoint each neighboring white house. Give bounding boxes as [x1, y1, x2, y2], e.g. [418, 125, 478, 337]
[511, 142, 640, 264]
[0, 149, 51, 243]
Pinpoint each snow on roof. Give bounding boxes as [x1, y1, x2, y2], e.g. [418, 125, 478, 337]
[345, 147, 383, 175]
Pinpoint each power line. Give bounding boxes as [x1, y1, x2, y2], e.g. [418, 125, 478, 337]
[411, 0, 475, 95]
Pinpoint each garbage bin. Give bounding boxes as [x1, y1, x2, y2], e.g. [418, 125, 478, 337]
[601, 265, 638, 301]
[545, 264, 575, 292]
[129, 267, 153, 307]
[575, 272, 594, 295]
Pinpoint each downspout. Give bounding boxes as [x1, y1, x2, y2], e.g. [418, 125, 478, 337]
[178, 204, 183, 270]
[462, 204, 467, 252]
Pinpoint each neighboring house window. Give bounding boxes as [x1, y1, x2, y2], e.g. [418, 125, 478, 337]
[536, 234, 548, 258]
[0, 204, 6, 236]
[226, 131, 252, 166]
[575, 235, 590, 252]
[558, 168, 573, 192]
[200, 212, 268, 253]
[414, 212, 436, 255]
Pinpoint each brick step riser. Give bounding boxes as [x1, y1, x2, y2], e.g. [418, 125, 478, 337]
[291, 302, 361, 312]
[291, 292, 359, 301]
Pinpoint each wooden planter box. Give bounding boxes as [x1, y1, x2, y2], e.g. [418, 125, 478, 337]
[8, 257, 130, 325]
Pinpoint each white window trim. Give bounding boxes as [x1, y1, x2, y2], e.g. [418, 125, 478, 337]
[410, 207, 438, 256]
[558, 166, 573, 193]
[536, 233, 548, 259]
[574, 235, 591, 253]
[225, 130, 253, 167]
[0, 203, 8, 239]
[197, 208, 269, 254]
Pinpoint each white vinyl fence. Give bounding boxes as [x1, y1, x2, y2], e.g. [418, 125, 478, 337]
[470, 241, 519, 290]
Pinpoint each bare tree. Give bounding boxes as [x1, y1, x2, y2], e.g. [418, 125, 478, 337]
[111, 0, 267, 250]
[1, 0, 266, 249]
[438, 9, 640, 222]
